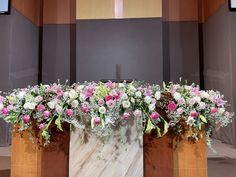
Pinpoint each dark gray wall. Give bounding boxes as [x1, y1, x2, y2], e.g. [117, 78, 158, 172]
[76, 18, 163, 84]
[0, 8, 39, 146]
[203, 4, 236, 146]
[42, 25, 73, 84]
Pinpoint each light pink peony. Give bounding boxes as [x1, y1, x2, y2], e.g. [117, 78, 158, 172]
[151, 112, 159, 120]
[178, 98, 185, 105]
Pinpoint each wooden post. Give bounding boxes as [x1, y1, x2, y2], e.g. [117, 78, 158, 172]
[144, 134, 208, 177]
[11, 126, 70, 177]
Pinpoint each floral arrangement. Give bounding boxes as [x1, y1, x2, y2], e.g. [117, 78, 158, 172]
[0, 80, 233, 148]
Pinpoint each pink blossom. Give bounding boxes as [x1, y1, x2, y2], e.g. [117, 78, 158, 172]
[66, 109, 73, 117]
[105, 95, 113, 101]
[177, 108, 184, 115]
[0, 96, 5, 103]
[211, 107, 218, 114]
[1, 108, 9, 116]
[151, 112, 159, 120]
[190, 111, 198, 118]
[43, 111, 50, 118]
[84, 87, 95, 99]
[189, 98, 196, 106]
[98, 99, 105, 106]
[178, 98, 185, 105]
[23, 115, 30, 123]
[106, 100, 115, 109]
[113, 90, 122, 100]
[35, 96, 43, 102]
[81, 103, 89, 113]
[144, 87, 153, 96]
[39, 123, 46, 130]
[94, 117, 101, 125]
[7, 105, 14, 111]
[56, 89, 64, 97]
[105, 80, 114, 89]
[123, 113, 130, 119]
[168, 101, 177, 111]
[37, 104, 45, 112]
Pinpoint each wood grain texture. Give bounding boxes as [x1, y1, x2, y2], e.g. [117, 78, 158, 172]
[69, 119, 143, 177]
[11, 127, 70, 177]
[144, 134, 208, 177]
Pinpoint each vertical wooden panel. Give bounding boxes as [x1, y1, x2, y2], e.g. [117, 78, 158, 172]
[123, 0, 162, 18]
[204, 0, 227, 22]
[76, 0, 114, 19]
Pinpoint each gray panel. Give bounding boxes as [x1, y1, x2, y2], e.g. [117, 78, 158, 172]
[203, 4, 236, 146]
[0, 8, 39, 146]
[42, 25, 72, 84]
[76, 18, 163, 84]
[168, 22, 200, 84]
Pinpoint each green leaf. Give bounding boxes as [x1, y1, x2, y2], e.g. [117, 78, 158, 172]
[199, 115, 207, 123]
[161, 117, 169, 136]
[55, 118, 63, 131]
[145, 118, 153, 134]
[162, 81, 166, 90]
[156, 126, 161, 137]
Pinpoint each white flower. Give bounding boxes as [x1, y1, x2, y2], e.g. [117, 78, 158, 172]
[186, 116, 195, 126]
[69, 90, 78, 99]
[173, 92, 181, 101]
[75, 85, 84, 92]
[35, 96, 43, 103]
[99, 106, 106, 114]
[118, 83, 125, 88]
[130, 97, 135, 103]
[200, 91, 209, 99]
[23, 102, 36, 110]
[144, 96, 152, 104]
[129, 86, 137, 93]
[17, 91, 26, 100]
[0, 103, 4, 111]
[219, 108, 225, 114]
[148, 104, 156, 111]
[177, 108, 184, 114]
[198, 102, 206, 110]
[122, 93, 128, 100]
[71, 100, 79, 108]
[155, 91, 161, 100]
[122, 101, 131, 108]
[133, 109, 142, 117]
[184, 86, 192, 90]
[135, 91, 142, 98]
[194, 96, 201, 103]
[47, 101, 56, 109]
[63, 92, 69, 99]
[55, 105, 63, 114]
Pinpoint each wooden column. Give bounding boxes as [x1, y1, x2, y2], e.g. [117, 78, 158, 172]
[11, 126, 70, 177]
[144, 134, 208, 177]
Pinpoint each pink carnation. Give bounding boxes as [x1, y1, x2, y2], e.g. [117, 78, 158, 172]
[66, 109, 73, 117]
[23, 115, 30, 123]
[151, 112, 159, 120]
[168, 101, 177, 111]
[37, 104, 45, 112]
[123, 113, 130, 119]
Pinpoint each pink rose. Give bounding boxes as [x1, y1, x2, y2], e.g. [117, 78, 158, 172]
[82, 103, 89, 113]
[43, 111, 50, 118]
[190, 111, 198, 118]
[114, 90, 122, 100]
[123, 113, 130, 119]
[98, 99, 105, 106]
[211, 107, 218, 114]
[189, 98, 196, 106]
[37, 104, 45, 112]
[151, 112, 159, 120]
[56, 89, 64, 97]
[105, 95, 113, 101]
[94, 117, 101, 125]
[23, 115, 30, 123]
[1, 108, 9, 116]
[106, 100, 115, 109]
[178, 98, 185, 105]
[168, 101, 177, 111]
[66, 109, 73, 117]
[39, 123, 46, 130]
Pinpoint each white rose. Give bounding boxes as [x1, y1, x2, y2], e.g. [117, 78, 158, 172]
[47, 101, 56, 109]
[0, 103, 4, 111]
[148, 104, 156, 111]
[144, 96, 152, 104]
[28, 102, 36, 110]
[69, 90, 78, 99]
[99, 106, 106, 114]
[122, 93, 128, 100]
[118, 83, 125, 88]
[55, 105, 63, 114]
[17, 91, 26, 100]
[130, 97, 135, 103]
[122, 101, 131, 108]
[198, 102, 206, 110]
[135, 91, 142, 98]
[71, 100, 79, 108]
[200, 91, 209, 99]
[173, 92, 181, 101]
[155, 91, 161, 100]
[23, 102, 30, 109]
[194, 96, 201, 103]
[63, 92, 69, 99]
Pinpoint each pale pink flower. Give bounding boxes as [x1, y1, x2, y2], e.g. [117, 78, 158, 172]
[39, 123, 46, 130]
[43, 111, 50, 118]
[189, 98, 196, 106]
[106, 100, 115, 109]
[23, 115, 30, 123]
[66, 109, 73, 117]
[1, 108, 9, 116]
[178, 98, 185, 105]
[98, 99, 105, 106]
[37, 104, 45, 112]
[94, 117, 101, 125]
[177, 108, 184, 115]
[123, 113, 130, 119]
[81, 102, 89, 113]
